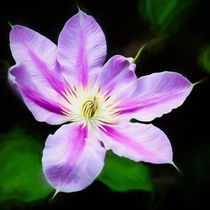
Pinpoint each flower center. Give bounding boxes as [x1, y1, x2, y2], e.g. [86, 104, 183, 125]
[60, 84, 121, 128]
[81, 96, 99, 119]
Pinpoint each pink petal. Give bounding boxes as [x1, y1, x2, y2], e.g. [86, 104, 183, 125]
[9, 25, 68, 124]
[10, 25, 65, 95]
[9, 64, 67, 125]
[117, 71, 193, 121]
[98, 122, 173, 164]
[57, 9, 107, 87]
[96, 55, 137, 99]
[42, 123, 106, 192]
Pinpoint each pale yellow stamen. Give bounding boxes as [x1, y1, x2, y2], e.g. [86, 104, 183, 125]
[82, 96, 99, 119]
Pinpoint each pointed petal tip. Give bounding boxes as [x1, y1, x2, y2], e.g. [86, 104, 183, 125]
[171, 162, 183, 176]
[51, 190, 60, 200]
[76, 3, 81, 12]
[9, 24, 24, 39]
[8, 21, 13, 29]
[9, 24, 22, 36]
[76, 5, 86, 15]
[193, 77, 207, 86]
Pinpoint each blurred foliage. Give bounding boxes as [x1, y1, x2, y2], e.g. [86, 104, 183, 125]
[0, 127, 53, 203]
[198, 45, 210, 73]
[98, 150, 153, 192]
[138, 0, 196, 34]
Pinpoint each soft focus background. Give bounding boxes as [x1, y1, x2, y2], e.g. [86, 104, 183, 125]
[0, 0, 210, 209]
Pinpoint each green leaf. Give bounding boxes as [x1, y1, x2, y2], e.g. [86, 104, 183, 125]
[198, 45, 210, 73]
[98, 150, 153, 192]
[138, 0, 196, 34]
[0, 127, 53, 203]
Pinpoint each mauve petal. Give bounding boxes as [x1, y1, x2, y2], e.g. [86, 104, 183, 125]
[10, 25, 56, 66]
[10, 25, 66, 98]
[42, 123, 106, 192]
[96, 55, 137, 99]
[57, 9, 107, 87]
[97, 122, 173, 164]
[117, 71, 193, 121]
[9, 65, 67, 125]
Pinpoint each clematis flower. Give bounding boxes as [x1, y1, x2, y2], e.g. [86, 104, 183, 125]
[8, 9, 193, 193]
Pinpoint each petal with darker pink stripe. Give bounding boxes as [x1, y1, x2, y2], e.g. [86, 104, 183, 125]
[117, 71, 193, 122]
[42, 123, 106, 193]
[9, 24, 66, 98]
[9, 64, 67, 125]
[98, 122, 173, 164]
[96, 55, 137, 100]
[57, 10, 107, 87]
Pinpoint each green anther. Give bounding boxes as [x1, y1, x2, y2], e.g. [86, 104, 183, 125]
[132, 43, 146, 64]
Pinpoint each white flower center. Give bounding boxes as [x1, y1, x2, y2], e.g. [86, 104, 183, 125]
[60, 84, 120, 129]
